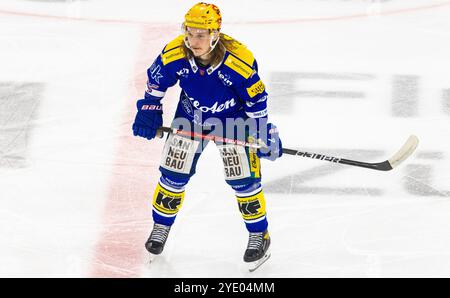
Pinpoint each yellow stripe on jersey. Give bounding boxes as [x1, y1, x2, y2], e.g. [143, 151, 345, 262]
[161, 47, 185, 65]
[163, 35, 184, 54]
[222, 34, 255, 67]
[224, 55, 253, 79]
[152, 183, 185, 215]
[246, 80, 265, 98]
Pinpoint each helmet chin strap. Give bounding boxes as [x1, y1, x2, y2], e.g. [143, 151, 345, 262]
[184, 32, 220, 59]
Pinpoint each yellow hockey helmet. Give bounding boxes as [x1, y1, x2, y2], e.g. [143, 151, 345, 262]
[184, 2, 222, 31]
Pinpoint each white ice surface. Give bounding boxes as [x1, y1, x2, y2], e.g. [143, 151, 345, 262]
[0, 0, 449, 277]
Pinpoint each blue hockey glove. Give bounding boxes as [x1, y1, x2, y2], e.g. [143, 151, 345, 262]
[250, 121, 283, 161]
[132, 98, 163, 140]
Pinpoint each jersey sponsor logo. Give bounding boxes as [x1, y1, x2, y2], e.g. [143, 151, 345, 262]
[218, 70, 233, 86]
[186, 93, 236, 114]
[180, 93, 194, 116]
[161, 176, 187, 189]
[150, 64, 163, 84]
[160, 134, 199, 175]
[224, 56, 252, 78]
[221, 147, 243, 178]
[247, 80, 265, 98]
[176, 68, 189, 78]
[249, 152, 260, 178]
[218, 145, 251, 180]
[165, 139, 191, 170]
[246, 109, 268, 118]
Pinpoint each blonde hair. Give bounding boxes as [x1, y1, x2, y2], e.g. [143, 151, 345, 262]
[182, 33, 239, 68]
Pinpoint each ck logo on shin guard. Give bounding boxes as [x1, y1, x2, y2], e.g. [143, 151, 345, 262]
[153, 184, 185, 215]
[155, 192, 181, 211]
[238, 200, 261, 216]
[236, 191, 266, 221]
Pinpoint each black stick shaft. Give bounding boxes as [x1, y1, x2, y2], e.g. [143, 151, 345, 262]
[282, 148, 392, 171]
[157, 126, 394, 171]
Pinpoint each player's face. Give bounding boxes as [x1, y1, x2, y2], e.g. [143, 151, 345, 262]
[185, 27, 212, 57]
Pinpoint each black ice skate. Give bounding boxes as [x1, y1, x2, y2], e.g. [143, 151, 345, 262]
[145, 223, 171, 262]
[244, 230, 271, 272]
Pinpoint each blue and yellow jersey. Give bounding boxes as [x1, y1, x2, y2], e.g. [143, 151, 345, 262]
[144, 34, 268, 125]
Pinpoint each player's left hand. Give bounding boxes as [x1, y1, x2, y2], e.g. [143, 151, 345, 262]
[251, 121, 283, 161]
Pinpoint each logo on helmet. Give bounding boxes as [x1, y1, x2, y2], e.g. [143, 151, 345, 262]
[184, 2, 222, 31]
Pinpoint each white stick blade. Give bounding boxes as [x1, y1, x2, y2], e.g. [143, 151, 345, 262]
[388, 135, 419, 169]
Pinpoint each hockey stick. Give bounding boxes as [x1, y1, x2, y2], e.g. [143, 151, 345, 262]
[157, 126, 419, 171]
[282, 135, 419, 171]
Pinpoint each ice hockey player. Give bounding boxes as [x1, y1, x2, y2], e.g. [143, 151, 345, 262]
[132, 2, 282, 271]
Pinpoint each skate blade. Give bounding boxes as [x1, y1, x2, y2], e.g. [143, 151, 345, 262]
[148, 253, 158, 264]
[248, 249, 271, 272]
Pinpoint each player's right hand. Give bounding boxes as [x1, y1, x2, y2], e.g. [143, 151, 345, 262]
[132, 98, 163, 140]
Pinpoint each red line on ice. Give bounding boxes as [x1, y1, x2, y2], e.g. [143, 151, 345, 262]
[89, 25, 178, 278]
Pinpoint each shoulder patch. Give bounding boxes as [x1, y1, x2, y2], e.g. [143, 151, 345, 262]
[163, 35, 184, 54]
[223, 34, 255, 67]
[161, 47, 185, 65]
[247, 80, 266, 98]
[224, 54, 253, 79]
